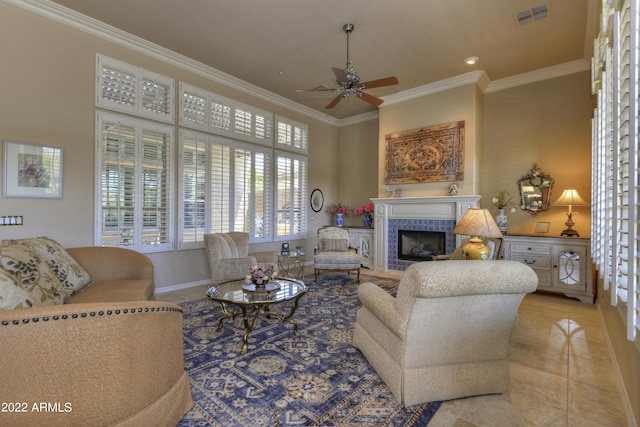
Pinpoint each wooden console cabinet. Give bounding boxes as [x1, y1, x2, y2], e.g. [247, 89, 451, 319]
[502, 235, 594, 303]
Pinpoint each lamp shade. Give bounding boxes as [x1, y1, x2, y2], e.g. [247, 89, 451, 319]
[552, 189, 589, 207]
[453, 208, 503, 238]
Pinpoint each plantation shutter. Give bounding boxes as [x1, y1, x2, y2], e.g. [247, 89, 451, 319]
[210, 141, 231, 233]
[97, 113, 174, 252]
[98, 116, 136, 247]
[98, 60, 137, 114]
[181, 88, 208, 131]
[253, 150, 272, 241]
[255, 110, 273, 144]
[234, 147, 252, 232]
[593, 0, 640, 342]
[97, 55, 174, 124]
[276, 152, 307, 239]
[211, 100, 233, 135]
[624, 0, 640, 340]
[180, 131, 208, 248]
[275, 116, 308, 154]
[234, 109, 253, 137]
[141, 73, 174, 120]
[140, 128, 172, 250]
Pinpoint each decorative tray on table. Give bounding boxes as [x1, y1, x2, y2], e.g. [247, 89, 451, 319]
[241, 283, 280, 292]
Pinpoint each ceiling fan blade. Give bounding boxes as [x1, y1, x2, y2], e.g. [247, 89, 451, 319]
[296, 85, 335, 93]
[325, 94, 343, 109]
[332, 67, 349, 84]
[356, 91, 384, 107]
[360, 76, 399, 89]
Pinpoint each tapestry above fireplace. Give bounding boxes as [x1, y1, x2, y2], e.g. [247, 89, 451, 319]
[384, 121, 465, 184]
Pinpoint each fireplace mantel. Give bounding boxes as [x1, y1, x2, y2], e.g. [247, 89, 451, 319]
[370, 195, 481, 272]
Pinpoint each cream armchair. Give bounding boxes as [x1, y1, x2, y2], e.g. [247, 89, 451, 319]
[314, 226, 362, 282]
[353, 260, 537, 406]
[204, 232, 278, 284]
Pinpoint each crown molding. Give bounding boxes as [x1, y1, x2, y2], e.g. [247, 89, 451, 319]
[484, 59, 591, 93]
[6, 0, 340, 126]
[382, 71, 489, 107]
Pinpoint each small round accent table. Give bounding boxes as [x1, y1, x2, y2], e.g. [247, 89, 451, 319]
[206, 277, 307, 353]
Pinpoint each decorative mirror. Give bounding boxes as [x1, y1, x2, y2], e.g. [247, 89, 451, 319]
[517, 164, 554, 216]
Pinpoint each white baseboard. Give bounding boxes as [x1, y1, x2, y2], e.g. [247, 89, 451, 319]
[154, 279, 211, 294]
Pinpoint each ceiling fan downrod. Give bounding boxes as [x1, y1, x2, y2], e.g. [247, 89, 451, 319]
[343, 24, 359, 86]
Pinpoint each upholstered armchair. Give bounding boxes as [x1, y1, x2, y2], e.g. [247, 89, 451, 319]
[204, 232, 278, 284]
[314, 226, 362, 282]
[353, 260, 537, 406]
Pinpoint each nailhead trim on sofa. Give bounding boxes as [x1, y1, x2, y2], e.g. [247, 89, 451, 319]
[1, 305, 183, 326]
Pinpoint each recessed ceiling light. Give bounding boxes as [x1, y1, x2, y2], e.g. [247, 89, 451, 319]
[465, 56, 479, 65]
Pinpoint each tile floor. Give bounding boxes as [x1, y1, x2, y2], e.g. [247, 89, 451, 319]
[157, 271, 630, 427]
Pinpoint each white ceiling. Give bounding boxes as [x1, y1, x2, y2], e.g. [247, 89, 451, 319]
[48, 0, 599, 120]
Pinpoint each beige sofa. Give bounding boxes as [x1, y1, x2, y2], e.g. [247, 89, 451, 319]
[353, 260, 538, 407]
[0, 237, 193, 426]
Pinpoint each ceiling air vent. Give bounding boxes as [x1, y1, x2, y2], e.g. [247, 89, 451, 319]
[515, 4, 549, 26]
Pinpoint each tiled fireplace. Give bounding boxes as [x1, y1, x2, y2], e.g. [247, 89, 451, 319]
[370, 195, 481, 272]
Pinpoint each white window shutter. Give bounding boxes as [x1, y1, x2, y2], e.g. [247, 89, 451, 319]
[276, 152, 307, 239]
[275, 115, 308, 154]
[179, 130, 208, 249]
[209, 141, 232, 233]
[592, 0, 640, 342]
[97, 55, 174, 124]
[96, 112, 174, 253]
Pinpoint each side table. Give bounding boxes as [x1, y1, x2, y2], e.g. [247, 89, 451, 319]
[278, 252, 305, 279]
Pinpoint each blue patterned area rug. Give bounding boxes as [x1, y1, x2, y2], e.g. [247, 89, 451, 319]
[177, 272, 442, 426]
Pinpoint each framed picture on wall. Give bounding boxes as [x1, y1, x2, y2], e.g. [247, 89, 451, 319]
[534, 222, 550, 234]
[3, 140, 63, 199]
[310, 188, 324, 212]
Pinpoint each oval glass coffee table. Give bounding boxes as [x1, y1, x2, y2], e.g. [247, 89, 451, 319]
[206, 277, 307, 353]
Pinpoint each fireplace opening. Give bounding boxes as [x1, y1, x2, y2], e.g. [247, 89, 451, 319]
[397, 230, 446, 261]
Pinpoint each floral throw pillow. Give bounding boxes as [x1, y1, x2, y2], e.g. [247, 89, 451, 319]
[27, 237, 92, 296]
[0, 268, 41, 310]
[0, 240, 67, 306]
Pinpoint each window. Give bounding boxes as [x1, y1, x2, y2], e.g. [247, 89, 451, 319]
[276, 115, 309, 154]
[179, 130, 273, 249]
[96, 58, 309, 251]
[179, 83, 273, 145]
[96, 112, 174, 252]
[276, 152, 307, 240]
[591, 0, 639, 344]
[96, 55, 175, 124]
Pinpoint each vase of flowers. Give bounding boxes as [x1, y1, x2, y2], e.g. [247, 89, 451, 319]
[245, 264, 275, 288]
[354, 203, 374, 228]
[327, 202, 350, 226]
[492, 189, 517, 234]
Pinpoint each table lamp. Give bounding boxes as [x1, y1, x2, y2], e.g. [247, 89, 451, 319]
[551, 189, 589, 237]
[453, 208, 503, 260]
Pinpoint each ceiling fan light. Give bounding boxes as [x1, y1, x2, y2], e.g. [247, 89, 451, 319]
[465, 56, 479, 65]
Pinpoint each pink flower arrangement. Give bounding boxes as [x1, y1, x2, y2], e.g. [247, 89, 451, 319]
[353, 203, 374, 217]
[327, 202, 350, 215]
[245, 264, 275, 285]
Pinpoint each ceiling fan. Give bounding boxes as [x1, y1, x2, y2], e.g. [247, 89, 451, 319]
[297, 23, 399, 109]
